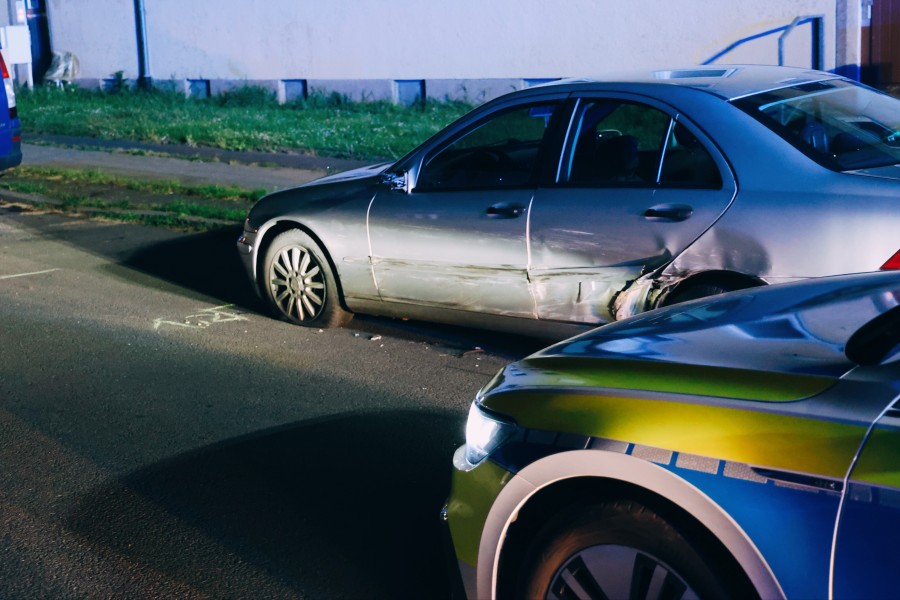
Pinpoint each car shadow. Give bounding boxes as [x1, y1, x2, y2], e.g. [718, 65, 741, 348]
[124, 224, 263, 311]
[121, 224, 551, 356]
[1, 211, 264, 311]
[7, 210, 554, 357]
[66, 410, 464, 599]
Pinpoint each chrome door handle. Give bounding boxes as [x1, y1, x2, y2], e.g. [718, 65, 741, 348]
[486, 202, 526, 219]
[643, 204, 693, 222]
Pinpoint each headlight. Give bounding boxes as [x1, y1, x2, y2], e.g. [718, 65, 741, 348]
[465, 402, 516, 465]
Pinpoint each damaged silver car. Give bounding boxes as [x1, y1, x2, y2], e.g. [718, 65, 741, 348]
[237, 65, 900, 337]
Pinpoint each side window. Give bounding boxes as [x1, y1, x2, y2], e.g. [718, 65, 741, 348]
[567, 101, 670, 185]
[416, 102, 561, 191]
[659, 122, 722, 188]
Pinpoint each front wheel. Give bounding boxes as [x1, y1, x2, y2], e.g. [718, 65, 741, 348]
[262, 229, 351, 328]
[518, 500, 754, 600]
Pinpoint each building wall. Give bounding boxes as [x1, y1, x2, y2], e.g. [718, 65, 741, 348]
[47, 0, 136, 79]
[37, 0, 859, 102]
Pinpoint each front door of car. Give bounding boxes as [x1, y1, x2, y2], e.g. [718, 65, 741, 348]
[528, 95, 736, 324]
[832, 386, 900, 598]
[368, 98, 566, 318]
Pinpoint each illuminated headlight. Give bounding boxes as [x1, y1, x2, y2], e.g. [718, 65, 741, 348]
[465, 402, 516, 465]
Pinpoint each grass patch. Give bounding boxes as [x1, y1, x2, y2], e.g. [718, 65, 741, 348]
[1, 165, 258, 230]
[164, 200, 248, 221]
[0, 180, 47, 194]
[90, 211, 229, 231]
[8, 166, 265, 201]
[18, 85, 474, 161]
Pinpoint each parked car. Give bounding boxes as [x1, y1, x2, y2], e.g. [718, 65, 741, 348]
[0, 50, 21, 172]
[237, 66, 900, 336]
[442, 270, 900, 599]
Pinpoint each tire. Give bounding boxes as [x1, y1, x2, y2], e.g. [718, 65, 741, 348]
[663, 283, 735, 306]
[261, 229, 351, 328]
[518, 500, 753, 600]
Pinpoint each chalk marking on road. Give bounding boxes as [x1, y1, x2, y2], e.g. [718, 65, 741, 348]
[153, 304, 249, 331]
[0, 268, 61, 280]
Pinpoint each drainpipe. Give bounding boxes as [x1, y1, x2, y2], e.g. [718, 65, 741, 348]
[134, 0, 150, 89]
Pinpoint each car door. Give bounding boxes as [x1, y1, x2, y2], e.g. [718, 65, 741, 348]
[528, 95, 736, 324]
[832, 384, 900, 599]
[368, 97, 566, 318]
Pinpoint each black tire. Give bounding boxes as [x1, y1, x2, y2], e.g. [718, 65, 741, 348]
[262, 229, 351, 328]
[518, 500, 754, 600]
[663, 283, 734, 306]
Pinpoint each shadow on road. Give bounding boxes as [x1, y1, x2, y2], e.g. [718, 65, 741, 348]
[1, 210, 263, 312]
[125, 224, 262, 311]
[6, 210, 555, 357]
[122, 223, 551, 357]
[67, 410, 464, 599]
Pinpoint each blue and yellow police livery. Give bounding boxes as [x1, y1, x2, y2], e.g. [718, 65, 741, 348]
[444, 271, 900, 600]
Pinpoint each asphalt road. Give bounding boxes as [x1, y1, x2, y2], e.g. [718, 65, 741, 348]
[0, 205, 547, 599]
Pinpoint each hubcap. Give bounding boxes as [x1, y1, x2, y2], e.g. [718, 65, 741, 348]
[546, 545, 699, 600]
[269, 245, 326, 321]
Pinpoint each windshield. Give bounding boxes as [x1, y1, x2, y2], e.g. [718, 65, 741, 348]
[733, 79, 900, 171]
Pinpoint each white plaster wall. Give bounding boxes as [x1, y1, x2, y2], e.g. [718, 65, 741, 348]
[47, 0, 137, 79]
[45, 0, 843, 82]
[836, 0, 863, 72]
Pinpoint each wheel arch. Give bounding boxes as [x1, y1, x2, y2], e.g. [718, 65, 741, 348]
[481, 450, 784, 600]
[657, 269, 766, 308]
[254, 219, 351, 310]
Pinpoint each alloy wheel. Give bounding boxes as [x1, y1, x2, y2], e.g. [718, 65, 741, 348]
[546, 545, 699, 600]
[269, 245, 326, 321]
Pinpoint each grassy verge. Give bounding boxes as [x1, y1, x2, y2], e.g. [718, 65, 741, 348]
[18, 86, 474, 161]
[1, 166, 260, 230]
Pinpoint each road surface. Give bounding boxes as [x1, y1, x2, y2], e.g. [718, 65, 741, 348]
[0, 205, 547, 598]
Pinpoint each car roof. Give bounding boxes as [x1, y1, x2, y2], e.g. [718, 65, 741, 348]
[534, 65, 844, 101]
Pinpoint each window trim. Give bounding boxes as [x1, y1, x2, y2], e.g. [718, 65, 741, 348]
[554, 92, 729, 191]
[408, 94, 570, 194]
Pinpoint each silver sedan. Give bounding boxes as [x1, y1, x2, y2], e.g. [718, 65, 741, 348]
[237, 65, 900, 337]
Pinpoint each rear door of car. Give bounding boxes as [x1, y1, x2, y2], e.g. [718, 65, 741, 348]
[367, 94, 568, 318]
[832, 385, 900, 598]
[528, 93, 736, 324]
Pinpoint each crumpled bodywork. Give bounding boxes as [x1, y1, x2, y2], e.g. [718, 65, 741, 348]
[238, 68, 900, 338]
[532, 265, 646, 324]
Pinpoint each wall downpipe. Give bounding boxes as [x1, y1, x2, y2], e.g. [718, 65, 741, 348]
[134, 0, 150, 89]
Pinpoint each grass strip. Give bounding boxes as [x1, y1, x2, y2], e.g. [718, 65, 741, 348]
[18, 86, 474, 161]
[9, 166, 266, 201]
[0, 166, 257, 230]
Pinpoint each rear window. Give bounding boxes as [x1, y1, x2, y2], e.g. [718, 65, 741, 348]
[733, 80, 900, 171]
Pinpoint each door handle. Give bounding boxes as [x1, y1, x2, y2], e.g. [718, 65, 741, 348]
[486, 202, 526, 219]
[643, 204, 693, 222]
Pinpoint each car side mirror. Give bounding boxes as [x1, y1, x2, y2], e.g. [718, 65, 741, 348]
[380, 172, 407, 192]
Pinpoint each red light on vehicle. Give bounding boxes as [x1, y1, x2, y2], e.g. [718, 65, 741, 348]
[0, 52, 15, 119]
[881, 249, 900, 270]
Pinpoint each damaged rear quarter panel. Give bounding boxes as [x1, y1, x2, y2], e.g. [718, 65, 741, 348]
[668, 179, 900, 282]
[528, 183, 735, 324]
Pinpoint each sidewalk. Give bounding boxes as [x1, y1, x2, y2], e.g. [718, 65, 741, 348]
[20, 135, 373, 192]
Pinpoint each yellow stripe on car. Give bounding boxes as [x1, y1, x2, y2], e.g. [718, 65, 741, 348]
[849, 425, 900, 488]
[447, 454, 514, 567]
[509, 357, 835, 402]
[484, 392, 867, 478]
